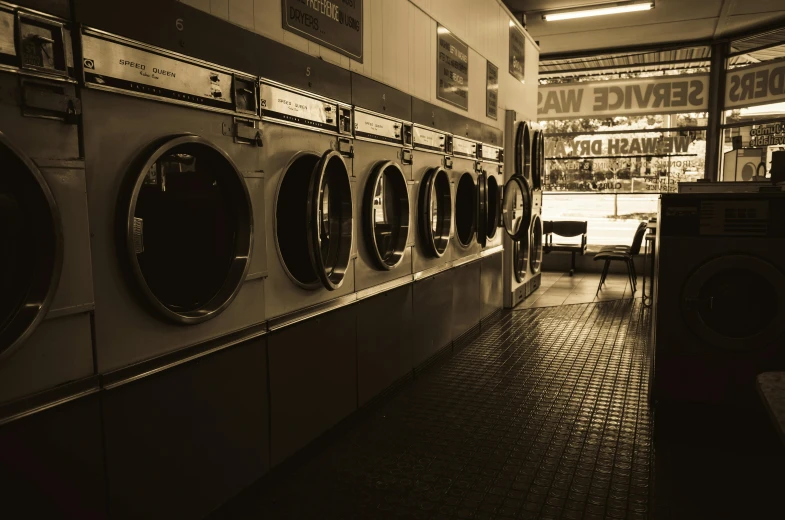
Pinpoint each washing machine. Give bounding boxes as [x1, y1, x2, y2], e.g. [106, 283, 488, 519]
[502, 112, 536, 308]
[478, 138, 505, 320]
[653, 192, 785, 406]
[79, 28, 266, 372]
[259, 79, 355, 327]
[410, 120, 454, 366]
[529, 127, 545, 277]
[0, 4, 95, 406]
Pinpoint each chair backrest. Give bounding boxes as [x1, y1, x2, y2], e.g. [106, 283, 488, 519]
[629, 221, 648, 255]
[551, 220, 587, 237]
[543, 220, 554, 234]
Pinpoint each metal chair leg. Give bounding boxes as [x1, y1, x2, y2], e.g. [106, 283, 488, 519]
[627, 259, 636, 293]
[569, 252, 576, 276]
[597, 259, 610, 295]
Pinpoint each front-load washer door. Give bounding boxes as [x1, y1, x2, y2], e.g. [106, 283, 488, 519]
[515, 121, 531, 179]
[486, 174, 500, 240]
[308, 150, 354, 289]
[681, 254, 785, 350]
[120, 135, 253, 325]
[531, 130, 544, 191]
[529, 215, 543, 275]
[363, 160, 409, 270]
[502, 176, 532, 241]
[513, 238, 529, 283]
[0, 132, 63, 360]
[418, 167, 452, 258]
[455, 172, 477, 249]
[477, 172, 487, 248]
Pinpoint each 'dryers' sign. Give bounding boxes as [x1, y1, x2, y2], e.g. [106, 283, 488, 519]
[282, 0, 363, 62]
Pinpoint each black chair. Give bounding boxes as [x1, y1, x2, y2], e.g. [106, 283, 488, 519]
[599, 221, 647, 254]
[543, 220, 588, 276]
[593, 222, 647, 295]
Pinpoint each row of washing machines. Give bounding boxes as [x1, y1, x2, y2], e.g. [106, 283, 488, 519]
[0, 3, 545, 519]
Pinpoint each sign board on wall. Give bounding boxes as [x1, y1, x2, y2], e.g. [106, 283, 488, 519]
[486, 61, 498, 120]
[725, 58, 785, 109]
[281, 0, 363, 62]
[537, 74, 710, 120]
[509, 21, 525, 83]
[436, 25, 469, 111]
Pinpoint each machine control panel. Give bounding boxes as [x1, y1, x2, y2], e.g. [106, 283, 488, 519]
[260, 81, 350, 134]
[452, 136, 477, 159]
[0, 8, 73, 77]
[481, 143, 503, 163]
[660, 194, 785, 237]
[354, 110, 411, 146]
[81, 31, 251, 113]
[413, 125, 447, 153]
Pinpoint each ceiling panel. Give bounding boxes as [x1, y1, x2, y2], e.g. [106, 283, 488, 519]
[504, 0, 785, 56]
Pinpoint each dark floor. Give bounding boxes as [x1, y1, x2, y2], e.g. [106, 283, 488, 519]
[210, 298, 785, 520]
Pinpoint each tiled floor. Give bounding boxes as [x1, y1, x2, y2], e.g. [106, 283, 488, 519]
[521, 272, 641, 309]
[210, 299, 654, 519]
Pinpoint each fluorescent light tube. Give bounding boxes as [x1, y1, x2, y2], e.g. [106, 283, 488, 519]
[543, 2, 653, 21]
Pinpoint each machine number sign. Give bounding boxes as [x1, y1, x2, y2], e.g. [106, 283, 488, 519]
[436, 25, 469, 111]
[281, 0, 363, 62]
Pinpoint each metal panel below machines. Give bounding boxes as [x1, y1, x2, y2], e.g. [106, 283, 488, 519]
[357, 284, 413, 406]
[480, 252, 503, 320]
[412, 269, 455, 369]
[0, 392, 107, 519]
[101, 338, 269, 520]
[452, 260, 481, 342]
[268, 305, 358, 467]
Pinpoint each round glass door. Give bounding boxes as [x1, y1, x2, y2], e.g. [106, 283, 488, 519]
[515, 121, 531, 179]
[530, 215, 543, 274]
[513, 238, 529, 283]
[363, 161, 409, 270]
[278, 150, 353, 291]
[455, 172, 476, 248]
[122, 135, 252, 324]
[418, 167, 452, 258]
[502, 176, 532, 240]
[486, 175, 500, 240]
[477, 172, 487, 248]
[681, 254, 785, 350]
[0, 133, 62, 360]
[531, 129, 544, 190]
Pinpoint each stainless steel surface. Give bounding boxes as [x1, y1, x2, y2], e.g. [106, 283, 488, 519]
[412, 268, 454, 367]
[451, 259, 481, 342]
[82, 84, 266, 372]
[262, 82, 356, 320]
[0, 11, 95, 406]
[480, 251, 503, 319]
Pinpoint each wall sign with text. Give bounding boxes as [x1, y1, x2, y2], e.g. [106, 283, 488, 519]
[725, 58, 785, 109]
[509, 21, 525, 84]
[436, 25, 469, 111]
[281, 0, 363, 62]
[486, 61, 498, 120]
[537, 74, 710, 120]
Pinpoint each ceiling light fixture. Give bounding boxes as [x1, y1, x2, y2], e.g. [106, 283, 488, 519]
[542, 1, 653, 22]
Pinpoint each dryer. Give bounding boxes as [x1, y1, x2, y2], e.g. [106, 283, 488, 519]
[478, 139, 505, 320]
[450, 135, 483, 342]
[259, 79, 355, 326]
[0, 8, 106, 517]
[353, 107, 413, 296]
[653, 193, 785, 405]
[502, 112, 536, 308]
[410, 121, 454, 367]
[79, 28, 266, 373]
[0, 5, 94, 406]
[529, 127, 545, 279]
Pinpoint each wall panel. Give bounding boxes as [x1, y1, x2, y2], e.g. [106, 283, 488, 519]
[177, 0, 539, 128]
